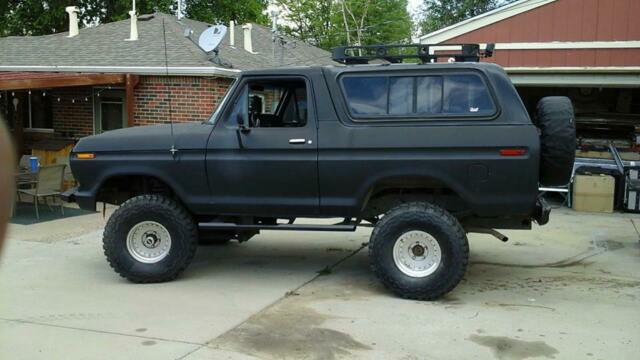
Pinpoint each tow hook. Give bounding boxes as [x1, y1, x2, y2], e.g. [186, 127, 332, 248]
[466, 227, 509, 242]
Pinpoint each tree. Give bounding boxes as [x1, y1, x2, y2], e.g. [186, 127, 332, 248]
[275, 0, 335, 49]
[276, 0, 412, 50]
[418, 0, 514, 35]
[1, 1, 74, 36]
[0, 0, 267, 37]
[184, 0, 268, 25]
[0, 1, 175, 36]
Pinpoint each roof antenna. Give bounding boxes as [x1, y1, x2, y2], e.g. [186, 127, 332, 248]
[161, 17, 178, 158]
[268, 1, 281, 63]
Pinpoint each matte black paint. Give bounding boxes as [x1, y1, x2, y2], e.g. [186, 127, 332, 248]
[70, 63, 541, 227]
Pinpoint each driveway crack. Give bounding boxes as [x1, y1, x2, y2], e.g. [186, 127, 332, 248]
[175, 242, 368, 360]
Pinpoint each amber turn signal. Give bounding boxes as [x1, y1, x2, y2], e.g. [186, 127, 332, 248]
[76, 153, 96, 160]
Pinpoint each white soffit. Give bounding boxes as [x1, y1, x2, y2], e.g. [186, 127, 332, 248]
[506, 67, 640, 87]
[429, 41, 640, 53]
[419, 0, 558, 44]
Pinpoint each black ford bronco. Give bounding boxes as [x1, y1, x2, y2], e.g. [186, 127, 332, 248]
[68, 45, 576, 300]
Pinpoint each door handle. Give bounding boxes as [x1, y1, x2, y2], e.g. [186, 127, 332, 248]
[289, 138, 307, 145]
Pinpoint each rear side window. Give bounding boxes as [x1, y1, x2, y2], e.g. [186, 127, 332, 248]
[341, 73, 496, 118]
[342, 76, 387, 115]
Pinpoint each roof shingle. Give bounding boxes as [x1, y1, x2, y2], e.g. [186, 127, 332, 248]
[0, 13, 334, 73]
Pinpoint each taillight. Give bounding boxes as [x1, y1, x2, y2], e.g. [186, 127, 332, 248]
[499, 149, 527, 157]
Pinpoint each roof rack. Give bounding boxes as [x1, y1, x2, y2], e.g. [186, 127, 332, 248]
[331, 43, 495, 65]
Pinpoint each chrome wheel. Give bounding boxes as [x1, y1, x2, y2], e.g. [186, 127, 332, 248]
[126, 221, 172, 264]
[392, 230, 442, 277]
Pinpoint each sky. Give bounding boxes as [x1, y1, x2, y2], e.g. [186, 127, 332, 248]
[407, 0, 423, 16]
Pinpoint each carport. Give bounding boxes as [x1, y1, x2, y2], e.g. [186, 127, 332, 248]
[0, 72, 138, 158]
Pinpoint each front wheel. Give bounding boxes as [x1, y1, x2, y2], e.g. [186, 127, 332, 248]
[103, 195, 198, 283]
[369, 202, 469, 300]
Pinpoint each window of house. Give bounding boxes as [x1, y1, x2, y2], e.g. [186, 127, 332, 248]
[341, 73, 495, 118]
[2, 90, 53, 130]
[94, 89, 127, 134]
[229, 79, 308, 128]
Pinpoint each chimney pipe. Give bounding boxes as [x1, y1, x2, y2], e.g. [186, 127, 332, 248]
[65, 6, 79, 38]
[242, 23, 256, 54]
[126, 0, 138, 41]
[229, 20, 235, 47]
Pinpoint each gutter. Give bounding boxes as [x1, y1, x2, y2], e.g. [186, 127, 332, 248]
[505, 67, 640, 74]
[0, 65, 241, 77]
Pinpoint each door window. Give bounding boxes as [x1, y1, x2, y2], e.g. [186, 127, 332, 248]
[244, 80, 308, 128]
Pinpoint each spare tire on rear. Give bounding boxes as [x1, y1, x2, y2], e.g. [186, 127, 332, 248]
[535, 97, 576, 187]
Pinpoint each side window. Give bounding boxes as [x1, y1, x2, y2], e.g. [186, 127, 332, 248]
[246, 79, 308, 127]
[342, 76, 387, 115]
[341, 73, 495, 118]
[416, 76, 443, 114]
[443, 74, 495, 115]
[389, 77, 413, 115]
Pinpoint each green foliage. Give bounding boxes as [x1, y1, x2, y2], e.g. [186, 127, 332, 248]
[277, 0, 412, 51]
[419, 0, 513, 34]
[276, 0, 335, 49]
[0, 0, 267, 37]
[184, 0, 268, 25]
[1, 1, 77, 36]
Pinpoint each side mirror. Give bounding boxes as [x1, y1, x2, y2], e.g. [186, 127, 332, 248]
[236, 113, 250, 133]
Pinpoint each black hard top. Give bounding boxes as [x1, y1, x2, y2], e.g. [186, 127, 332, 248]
[241, 61, 507, 77]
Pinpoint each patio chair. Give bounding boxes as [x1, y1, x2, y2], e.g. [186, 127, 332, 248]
[55, 155, 76, 187]
[17, 164, 66, 220]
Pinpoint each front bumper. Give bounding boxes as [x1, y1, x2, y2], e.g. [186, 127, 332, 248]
[61, 187, 97, 212]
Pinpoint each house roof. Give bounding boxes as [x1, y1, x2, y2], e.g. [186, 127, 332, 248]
[0, 13, 333, 76]
[418, 0, 558, 44]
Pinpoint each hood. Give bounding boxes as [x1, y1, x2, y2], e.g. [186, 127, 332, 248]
[73, 123, 214, 152]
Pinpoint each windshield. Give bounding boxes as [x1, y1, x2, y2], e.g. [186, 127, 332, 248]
[207, 78, 238, 125]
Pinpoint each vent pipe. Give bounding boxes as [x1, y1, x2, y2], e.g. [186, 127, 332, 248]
[242, 24, 256, 53]
[65, 6, 79, 38]
[229, 20, 235, 47]
[126, 0, 138, 41]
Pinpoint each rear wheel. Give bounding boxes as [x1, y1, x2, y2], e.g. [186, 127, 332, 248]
[103, 195, 198, 283]
[369, 202, 469, 300]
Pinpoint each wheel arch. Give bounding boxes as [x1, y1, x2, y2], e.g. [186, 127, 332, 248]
[93, 170, 187, 208]
[358, 173, 472, 218]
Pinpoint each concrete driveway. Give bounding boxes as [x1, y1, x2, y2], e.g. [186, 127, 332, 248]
[1, 208, 639, 359]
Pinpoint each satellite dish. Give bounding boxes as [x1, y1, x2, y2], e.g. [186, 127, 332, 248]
[198, 25, 227, 52]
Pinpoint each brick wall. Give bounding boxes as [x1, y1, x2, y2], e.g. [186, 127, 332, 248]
[4, 75, 233, 146]
[50, 87, 94, 138]
[134, 76, 233, 126]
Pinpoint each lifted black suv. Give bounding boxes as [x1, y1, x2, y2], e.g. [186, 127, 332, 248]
[68, 45, 576, 300]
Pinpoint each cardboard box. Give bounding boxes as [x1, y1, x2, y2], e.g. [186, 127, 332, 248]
[573, 174, 615, 213]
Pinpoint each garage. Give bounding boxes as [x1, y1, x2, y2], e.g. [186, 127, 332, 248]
[420, 0, 640, 212]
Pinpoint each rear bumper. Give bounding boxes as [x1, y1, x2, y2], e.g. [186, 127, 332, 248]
[61, 187, 97, 212]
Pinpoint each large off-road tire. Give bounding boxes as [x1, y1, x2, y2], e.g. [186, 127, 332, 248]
[369, 202, 469, 300]
[103, 195, 198, 283]
[536, 96, 576, 187]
